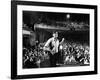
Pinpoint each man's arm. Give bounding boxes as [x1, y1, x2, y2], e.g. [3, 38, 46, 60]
[59, 38, 65, 45]
[43, 38, 51, 51]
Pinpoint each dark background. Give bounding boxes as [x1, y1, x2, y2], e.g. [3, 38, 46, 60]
[23, 11, 89, 45]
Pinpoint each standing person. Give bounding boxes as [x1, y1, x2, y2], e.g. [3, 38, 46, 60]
[43, 31, 64, 67]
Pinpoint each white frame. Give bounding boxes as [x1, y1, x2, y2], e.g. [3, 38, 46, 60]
[17, 5, 95, 75]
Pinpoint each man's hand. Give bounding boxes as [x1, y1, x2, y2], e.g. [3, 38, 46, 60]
[62, 38, 65, 42]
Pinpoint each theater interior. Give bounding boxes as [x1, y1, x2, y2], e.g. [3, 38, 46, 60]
[22, 11, 90, 68]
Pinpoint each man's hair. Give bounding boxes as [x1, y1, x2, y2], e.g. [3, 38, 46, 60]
[53, 31, 58, 34]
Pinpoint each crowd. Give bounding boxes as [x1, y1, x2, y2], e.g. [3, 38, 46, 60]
[61, 41, 90, 65]
[23, 40, 90, 68]
[23, 43, 50, 68]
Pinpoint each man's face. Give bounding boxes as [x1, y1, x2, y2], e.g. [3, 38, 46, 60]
[53, 32, 58, 38]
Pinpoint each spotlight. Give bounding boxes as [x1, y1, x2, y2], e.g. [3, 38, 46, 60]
[66, 14, 70, 19]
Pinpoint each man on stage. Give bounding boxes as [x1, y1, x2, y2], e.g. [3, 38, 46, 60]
[43, 31, 64, 67]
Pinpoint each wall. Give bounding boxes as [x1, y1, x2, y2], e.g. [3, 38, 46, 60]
[0, 0, 99, 80]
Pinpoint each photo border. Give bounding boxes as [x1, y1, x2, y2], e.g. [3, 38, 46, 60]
[11, 1, 97, 79]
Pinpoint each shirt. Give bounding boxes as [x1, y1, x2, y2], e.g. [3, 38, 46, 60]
[44, 37, 59, 53]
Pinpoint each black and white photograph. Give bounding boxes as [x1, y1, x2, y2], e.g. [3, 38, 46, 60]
[11, 1, 97, 79]
[22, 11, 90, 68]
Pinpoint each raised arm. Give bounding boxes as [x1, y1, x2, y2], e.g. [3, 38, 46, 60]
[59, 38, 65, 45]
